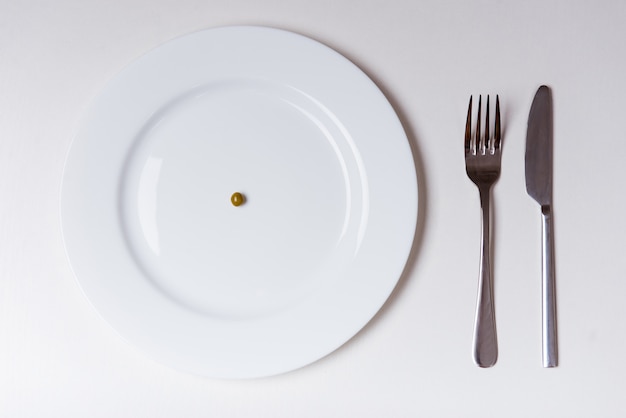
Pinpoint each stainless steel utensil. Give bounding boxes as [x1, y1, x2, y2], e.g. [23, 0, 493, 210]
[464, 95, 501, 368]
[525, 85, 558, 368]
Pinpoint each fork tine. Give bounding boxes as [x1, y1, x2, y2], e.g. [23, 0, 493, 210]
[476, 95, 482, 153]
[485, 95, 491, 153]
[465, 96, 473, 153]
[494, 95, 501, 150]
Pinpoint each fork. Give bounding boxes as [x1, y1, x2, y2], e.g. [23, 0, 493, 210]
[465, 95, 501, 368]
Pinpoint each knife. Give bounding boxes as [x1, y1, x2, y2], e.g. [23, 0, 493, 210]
[525, 85, 558, 368]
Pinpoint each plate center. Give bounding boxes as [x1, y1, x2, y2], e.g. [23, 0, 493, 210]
[119, 80, 367, 318]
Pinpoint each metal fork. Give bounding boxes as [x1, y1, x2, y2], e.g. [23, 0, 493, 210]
[465, 95, 501, 368]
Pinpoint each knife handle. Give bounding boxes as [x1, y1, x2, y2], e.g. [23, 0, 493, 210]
[541, 205, 558, 367]
[473, 187, 498, 367]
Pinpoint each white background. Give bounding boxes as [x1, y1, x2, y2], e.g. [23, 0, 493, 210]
[2, 0, 625, 416]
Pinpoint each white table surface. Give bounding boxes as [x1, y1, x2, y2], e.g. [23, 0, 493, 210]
[2, 0, 625, 416]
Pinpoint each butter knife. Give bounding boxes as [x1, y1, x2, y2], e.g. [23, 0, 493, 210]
[525, 85, 558, 368]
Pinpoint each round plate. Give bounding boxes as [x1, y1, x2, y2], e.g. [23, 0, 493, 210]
[61, 26, 418, 378]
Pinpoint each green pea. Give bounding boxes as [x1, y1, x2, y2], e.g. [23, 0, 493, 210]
[231, 192, 245, 207]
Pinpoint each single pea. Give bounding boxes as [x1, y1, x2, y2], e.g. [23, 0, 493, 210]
[231, 192, 245, 207]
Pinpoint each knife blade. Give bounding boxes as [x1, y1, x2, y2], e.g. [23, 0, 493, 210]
[525, 85, 558, 367]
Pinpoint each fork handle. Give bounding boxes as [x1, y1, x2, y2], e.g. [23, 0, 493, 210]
[541, 205, 558, 367]
[473, 186, 498, 367]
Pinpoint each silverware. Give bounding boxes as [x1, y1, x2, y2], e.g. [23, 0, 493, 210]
[525, 85, 558, 368]
[464, 95, 501, 368]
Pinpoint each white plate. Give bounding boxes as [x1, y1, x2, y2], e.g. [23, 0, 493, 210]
[61, 26, 418, 378]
